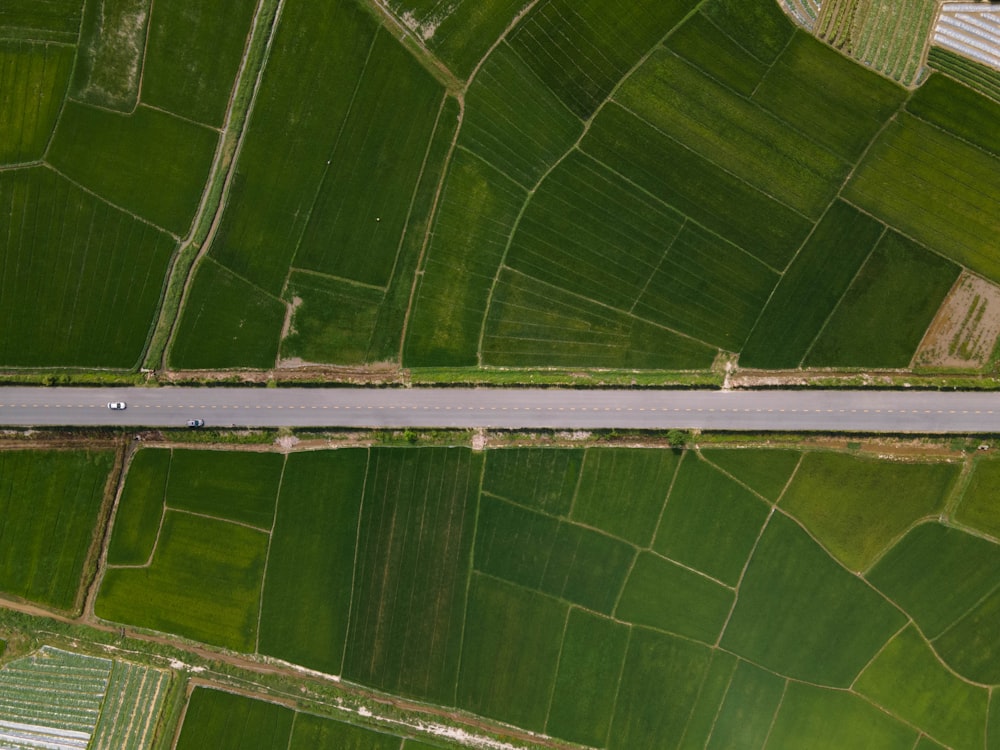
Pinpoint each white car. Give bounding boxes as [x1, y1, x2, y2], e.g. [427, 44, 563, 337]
[107, 402, 126, 410]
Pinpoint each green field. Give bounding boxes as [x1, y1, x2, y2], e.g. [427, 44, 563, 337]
[907, 74, 1000, 159]
[106, 449, 170, 566]
[780, 453, 960, 571]
[721, 512, 906, 686]
[0, 450, 112, 611]
[706, 660, 785, 750]
[741, 201, 885, 368]
[804, 232, 960, 368]
[867, 522, 1000, 639]
[457, 574, 566, 732]
[70, 0, 150, 112]
[0, 167, 176, 368]
[140, 0, 258, 127]
[0, 0, 82, 41]
[928, 46, 1000, 103]
[845, 114, 1000, 283]
[956, 458, 1000, 539]
[342, 448, 480, 704]
[0, 41, 73, 164]
[167, 258, 286, 369]
[482, 448, 582, 515]
[258, 450, 367, 674]
[97, 511, 269, 650]
[47, 101, 218, 236]
[702, 448, 801, 501]
[653, 455, 769, 585]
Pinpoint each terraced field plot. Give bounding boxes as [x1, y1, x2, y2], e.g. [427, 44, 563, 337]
[88, 443, 1000, 748]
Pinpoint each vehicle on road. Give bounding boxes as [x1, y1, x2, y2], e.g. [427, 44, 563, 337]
[186, 419, 205, 428]
[107, 402, 126, 410]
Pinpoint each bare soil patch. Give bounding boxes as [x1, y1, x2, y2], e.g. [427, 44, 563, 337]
[913, 272, 1000, 369]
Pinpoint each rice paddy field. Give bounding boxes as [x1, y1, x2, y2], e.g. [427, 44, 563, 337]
[0, 0, 997, 374]
[84, 442, 1000, 748]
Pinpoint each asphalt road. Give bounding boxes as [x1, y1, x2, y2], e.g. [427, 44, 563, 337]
[2, 387, 1000, 433]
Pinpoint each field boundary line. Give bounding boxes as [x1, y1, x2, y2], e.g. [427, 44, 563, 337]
[287, 265, 387, 293]
[134, 0, 156, 111]
[41, 38, 81, 161]
[396, 96, 464, 363]
[565, 449, 587, 519]
[284, 30, 380, 290]
[747, 29, 798, 99]
[78, 438, 129, 618]
[541, 605, 572, 732]
[701, 654, 740, 749]
[158, 0, 285, 367]
[930, 575, 1000, 652]
[675, 650, 733, 749]
[452, 452, 486, 706]
[906, 108, 1000, 161]
[139, 102, 222, 133]
[0, 161, 42, 172]
[338, 447, 371, 676]
[602, 625, 633, 746]
[760, 679, 789, 750]
[42, 163, 177, 237]
[848, 618, 911, 691]
[695, 449, 777, 506]
[163, 505, 272, 534]
[255, 453, 287, 654]
[453, 142, 532, 191]
[647, 549, 735, 591]
[715, 507, 775, 648]
[647, 449, 687, 553]
[629, 218, 687, 316]
[284, 711, 297, 750]
[363, 0, 461, 93]
[861, 513, 956, 578]
[797, 226, 886, 366]
[698, 11, 775, 67]
[907, 271, 964, 370]
[204, 255, 286, 303]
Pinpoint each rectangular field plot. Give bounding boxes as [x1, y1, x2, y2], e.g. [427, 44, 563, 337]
[609, 628, 711, 750]
[96, 511, 269, 651]
[140, 0, 256, 127]
[259, 450, 368, 675]
[908, 74, 1000, 159]
[571, 448, 679, 546]
[457, 575, 566, 732]
[956, 458, 1000, 539]
[343, 448, 481, 704]
[752, 32, 905, 163]
[0, 450, 112, 612]
[0, 167, 176, 368]
[616, 50, 847, 218]
[633, 223, 779, 351]
[664, 12, 770, 96]
[804, 232, 960, 368]
[676, 651, 737, 750]
[615, 552, 733, 643]
[107, 449, 169, 566]
[505, 151, 685, 311]
[546, 609, 628, 748]
[403, 150, 526, 367]
[91, 660, 170, 750]
[70, 0, 150, 112]
[780, 453, 958, 572]
[482, 269, 717, 370]
[47, 102, 218, 235]
[855, 626, 988, 750]
[474, 496, 634, 614]
[289, 712, 400, 750]
[281, 272, 384, 365]
[702, 448, 801, 502]
[934, 586, 1000, 685]
[168, 258, 285, 369]
[653, 456, 769, 586]
[867, 522, 1000, 639]
[0, 0, 82, 41]
[721, 513, 906, 687]
[740, 201, 885, 368]
[293, 31, 444, 288]
[208, 0, 379, 293]
[0, 41, 73, 164]
[482, 448, 582, 515]
[582, 104, 812, 269]
[508, 0, 696, 117]
[175, 689, 294, 750]
[460, 42, 583, 186]
[845, 114, 1000, 283]
[766, 683, 916, 750]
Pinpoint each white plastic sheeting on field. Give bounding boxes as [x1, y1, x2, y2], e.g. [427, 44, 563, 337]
[935, 2, 1000, 70]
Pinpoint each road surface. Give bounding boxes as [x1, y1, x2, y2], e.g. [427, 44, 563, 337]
[1, 387, 1000, 433]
